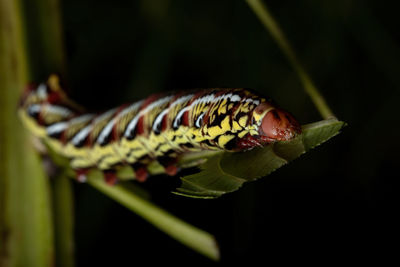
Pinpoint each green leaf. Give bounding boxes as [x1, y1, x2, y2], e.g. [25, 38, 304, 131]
[174, 118, 346, 198]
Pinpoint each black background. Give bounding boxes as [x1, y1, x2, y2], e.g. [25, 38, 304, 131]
[34, 0, 400, 265]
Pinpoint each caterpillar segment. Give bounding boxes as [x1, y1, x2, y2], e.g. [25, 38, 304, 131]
[18, 74, 301, 184]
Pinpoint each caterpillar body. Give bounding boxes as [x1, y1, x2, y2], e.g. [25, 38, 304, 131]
[19, 75, 301, 184]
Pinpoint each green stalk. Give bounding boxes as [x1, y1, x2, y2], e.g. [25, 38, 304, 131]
[20, 0, 74, 266]
[245, 0, 335, 120]
[0, 0, 54, 266]
[87, 175, 220, 261]
[52, 173, 75, 267]
[18, 0, 74, 267]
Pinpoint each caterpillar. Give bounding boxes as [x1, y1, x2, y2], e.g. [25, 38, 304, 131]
[18, 74, 301, 184]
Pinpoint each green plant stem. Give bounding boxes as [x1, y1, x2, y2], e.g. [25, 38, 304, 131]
[87, 174, 220, 261]
[22, 0, 74, 266]
[0, 0, 54, 265]
[53, 173, 75, 267]
[245, 0, 335, 120]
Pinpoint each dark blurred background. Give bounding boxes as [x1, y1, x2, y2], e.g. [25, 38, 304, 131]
[36, 0, 399, 265]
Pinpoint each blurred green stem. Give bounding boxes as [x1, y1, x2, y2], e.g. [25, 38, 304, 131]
[52, 173, 75, 267]
[87, 175, 220, 261]
[0, 0, 54, 265]
[246, 0, 335, 120]
[21, 0, 74, 266]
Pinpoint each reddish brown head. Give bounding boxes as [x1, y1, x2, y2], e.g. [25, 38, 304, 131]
[254, 102, 301, 143]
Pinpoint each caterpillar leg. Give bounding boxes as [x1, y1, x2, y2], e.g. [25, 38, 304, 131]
[76, 168, 119, 185]
[236, 134, 264, 150]
[103, 169, 118, 185]
[158, 157, 180, 176]
[130, 163, 149, 182]
[75, 168, 90, 183]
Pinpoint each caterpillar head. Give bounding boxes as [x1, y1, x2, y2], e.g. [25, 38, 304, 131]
[253, 102, 301, 142]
